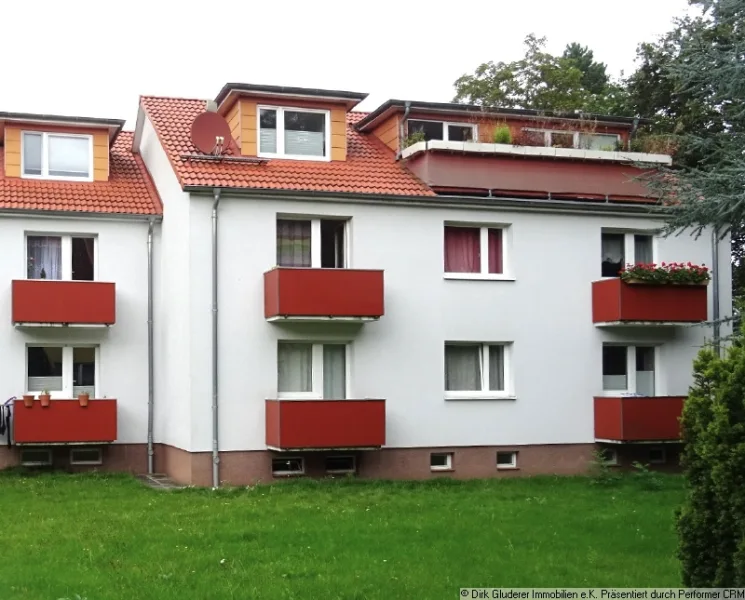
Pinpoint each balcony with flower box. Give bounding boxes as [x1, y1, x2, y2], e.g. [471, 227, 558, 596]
[594, 396, 684, 442]
[592, 263, 709, 326]
[13, 398, 117, 445]
[12, 280, 116, 327]
[265, 399, 386, 450]
[263, 267, 384, 322]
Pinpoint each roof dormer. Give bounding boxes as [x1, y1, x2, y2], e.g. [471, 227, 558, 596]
[0, 112, 123, 182]
[214, 83, 367, 162]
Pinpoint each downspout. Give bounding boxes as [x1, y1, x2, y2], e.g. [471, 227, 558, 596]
[147, 218, 155, 474]
[395, 101, 412, 160]
[629, 117, 640, 151]
[712, 227, 721, 356]
[211, 188, 221, 488]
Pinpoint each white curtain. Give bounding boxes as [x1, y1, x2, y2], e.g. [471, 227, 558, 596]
[277, 220, 311, 267]
[488, 345, 505, 391]
[634, 236, 653, 265]
[284, 111, 325, 157]
[445, 345, 482, 391]
[323, 345, 346, 399]
[48, 135, 89, 177]
[278, 343, 312, 393]
[27, 236, 62, 280]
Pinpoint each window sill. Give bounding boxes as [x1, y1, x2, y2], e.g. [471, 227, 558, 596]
[444, 394, 516, 401]
[497, 466, 519, 471]
[430, 468, 454, 473]
[443, 273, 516, 282]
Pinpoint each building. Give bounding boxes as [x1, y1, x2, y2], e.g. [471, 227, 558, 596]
[0, 84, 731, 486]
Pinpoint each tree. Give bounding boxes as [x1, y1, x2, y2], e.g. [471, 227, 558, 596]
[453, 34, 627, 113]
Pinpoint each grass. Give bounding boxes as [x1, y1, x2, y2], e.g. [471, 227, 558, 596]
[0, 471, 684, 599]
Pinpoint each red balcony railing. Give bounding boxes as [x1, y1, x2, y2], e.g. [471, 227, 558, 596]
[12, 280, 116, 325]
[265, 399, 386, 450]
[594, 396, 684, 442]
[264, 267, 384, 321]
[592, 278, 707, 324]
[13, 399, 117, 444]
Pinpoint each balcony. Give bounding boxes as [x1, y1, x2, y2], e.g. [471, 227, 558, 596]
[13, 399, 117, 444]
[12, 280, 116, 326]
[594, 396, 684, 442]
[265, 399, 386, 450]
[592, 278, 708, 325]
[264, 267, 384, 322]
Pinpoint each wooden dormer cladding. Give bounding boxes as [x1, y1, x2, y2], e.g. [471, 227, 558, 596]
[222, 97, 348, 160]
[373, 115, 400, 153]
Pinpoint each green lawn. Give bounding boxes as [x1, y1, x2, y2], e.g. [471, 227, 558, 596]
[0, 472, 684, 599]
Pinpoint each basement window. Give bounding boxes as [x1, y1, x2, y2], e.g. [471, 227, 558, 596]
[272, 457, 304, 476]
[276, 217, 346, 268]
[430, 452, 453, 471]
[325, 456, 356, 474]
[70, 447, 102, 465]
[20, 448, 52, 467]
[22, 132, 92, 181]
[648, 447, 666, 464]
[497, 451, 518, 469]
[599, 448, 619, 466]
[407, 119, 475, 142]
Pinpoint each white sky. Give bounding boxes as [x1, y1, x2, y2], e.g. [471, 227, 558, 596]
[2, 0, 693, 128]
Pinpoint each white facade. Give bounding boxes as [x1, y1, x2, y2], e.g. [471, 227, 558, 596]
[138, 114, 732, 456]
[0, 214, 152, 444]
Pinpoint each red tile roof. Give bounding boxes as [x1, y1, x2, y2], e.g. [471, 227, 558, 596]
[140, 96, 435, 197]
[0, 131, 162, 215]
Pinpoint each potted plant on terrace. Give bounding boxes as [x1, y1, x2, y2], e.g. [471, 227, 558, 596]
[620, 262, 711, 286]
[22, 393, 34, 408]
[39, 389, 51, 408]
[78, 391, 90, 407]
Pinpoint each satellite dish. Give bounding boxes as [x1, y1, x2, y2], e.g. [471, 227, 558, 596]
[190, 111, 233, 155]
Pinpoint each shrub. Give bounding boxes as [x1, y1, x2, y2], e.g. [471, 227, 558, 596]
[404, 132, 426, 148]
[493, 124, 512, 144]
[630, 461, 664, 491]
[589, 449, 621, 486]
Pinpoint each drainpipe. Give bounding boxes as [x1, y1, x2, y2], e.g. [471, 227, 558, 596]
[211, 188, 221, 488]
[629, 117, 640, 151]
[395, 101, 412, 160]
[147, 218, 155, 474]
[712, 227, 721, 356]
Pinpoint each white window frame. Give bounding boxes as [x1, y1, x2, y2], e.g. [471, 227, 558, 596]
[276, 215, 349, 269]
[430, 452, 453, 471]
[601, 230, 657, 278]
[25, 344, 99, 399]
[496, 451, 518, 470]
[70, 447, 103, 466]
[444, 342, 514, 401]
[325, 455, 356, 474]
[257, 106, 331, 162]
[20, 448, 52, 467]
[21, 131, 94, 181]
[25, 233, 98, 281]
[407, 118, 477, 142]
[601, 344, 660, 397]
[523, 128, 620, 150]
[443, 223, 514, 281]
[277, 341, 350, 400]
[272, 457, 305, 476]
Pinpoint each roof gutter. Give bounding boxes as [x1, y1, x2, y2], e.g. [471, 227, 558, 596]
[183, 186, 665, 218]
[0, 209, 163, 223]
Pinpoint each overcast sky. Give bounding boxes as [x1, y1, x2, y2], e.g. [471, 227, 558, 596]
[3, 0, 693, 128]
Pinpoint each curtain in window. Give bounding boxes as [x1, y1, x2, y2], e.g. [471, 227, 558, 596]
[601, 234, 625, 277]
[488, 229, 503, 274]
[323, 344, 346, 399]
[445, 345, 482, 391]
[488, 345, 505, 391]
[284, 111, 325, 157]
[276, 220, 311, 267]
[634, 236, 653, 265]
[278, 343, 312, 392]
[444, 227, 480, 273]
[48, 136, 90, 177]
[27, 236, 62, 280]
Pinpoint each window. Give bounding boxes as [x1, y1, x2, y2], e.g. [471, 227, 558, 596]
[430, 452, 453, 471]
[22, 132, 92, 180]
[20, 449, 52, 467]
[598, 448, 619, 466]
[601, 231, 654, 277]
[407, 120, 476, 142]
[272, 457, 304, 476]
[523, 129, 620, 150]
[27, 234, 95, 281]
[580, 133, 621, 151]
[276, 218, 346, 268]
[70, 448, 102, 466]
[444, 225, 506, 277]
[258, 107, 329, 160]
[496, 451, 518, 469]
[444, 343, 511, 399]
[27, 346, 97, 398]
[648, 447, 666, 464]
[325, 456, 356, 474]
[602, 345, 656, 395]
[277, 342, 347, 399]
